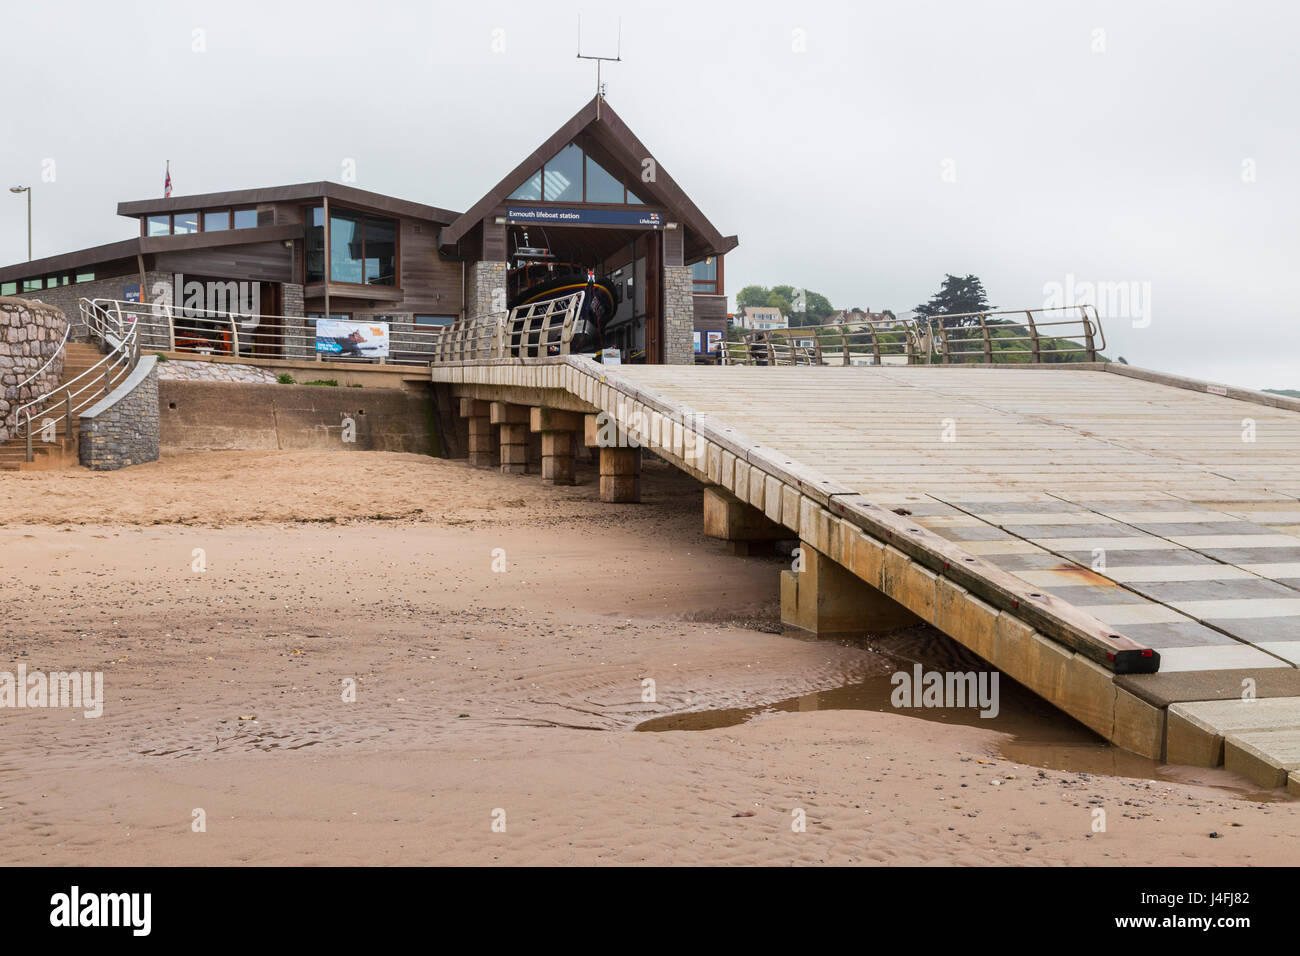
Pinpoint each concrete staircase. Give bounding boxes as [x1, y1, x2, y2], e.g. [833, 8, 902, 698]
[0, 342, 106, 472]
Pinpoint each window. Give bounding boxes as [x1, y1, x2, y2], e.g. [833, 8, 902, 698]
[541, 143, 583, 202]
[204, 210, 230, 231]
[509, 171, 542, 202]
[173, 212, 200, 234]
[307, 206, 398, 286]
[21, 278, 42, 292]
[305, 206, 326, 282]
[46, 275, 68, 288]
[585, 154, 624, 204]
[363, 217, 396, 284]
[74, 271, 94, 283]
[232, 208, 257, 229]
[509, 141, 646, 204]
[330, 214, 363, 284]
[414, 315, 456, 327]
[147, 215, 170, 237]
[691, 256, 721, 294]
[1, 281, 15, 296]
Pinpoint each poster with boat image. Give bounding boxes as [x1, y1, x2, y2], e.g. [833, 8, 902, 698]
[315, 319, 390, 357]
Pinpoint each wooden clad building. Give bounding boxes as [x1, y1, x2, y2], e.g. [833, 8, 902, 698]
[0, 97, 736, 365]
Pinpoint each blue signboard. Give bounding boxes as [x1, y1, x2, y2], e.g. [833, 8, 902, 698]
[123, 284, 141, 303]
[505, 206, 662, 228]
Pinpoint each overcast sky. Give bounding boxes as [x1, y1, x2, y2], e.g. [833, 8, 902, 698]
[2, 0, 1296, 387]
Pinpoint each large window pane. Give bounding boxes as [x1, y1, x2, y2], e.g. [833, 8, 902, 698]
[542, 144, 583, 202]
[692, 258, 716, 281]
[584, 154, 624, 203]
[363, 217, 396, 285]
[232, 208, 257, 229]
[1, 281, 15, 295]
[147, 215, 170, 236]
[204, 210, 230, 231]
[330, 214, 364, 284]
[509, 170, 542, 201]
[305, 206, 326, 282]
[625, 184, 645, 205]
[173, 212, 200, 234]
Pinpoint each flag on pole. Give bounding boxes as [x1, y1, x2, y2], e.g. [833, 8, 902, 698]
[164, 161, 172, 198]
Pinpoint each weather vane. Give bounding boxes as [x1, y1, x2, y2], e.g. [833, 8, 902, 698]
[576, 15, 621, 119]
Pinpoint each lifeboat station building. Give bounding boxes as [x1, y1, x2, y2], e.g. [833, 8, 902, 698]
[0, 97, 736, 366]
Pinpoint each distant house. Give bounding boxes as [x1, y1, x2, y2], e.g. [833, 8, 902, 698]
[737, 306, 788, 331]
[827, 307, 897, 327]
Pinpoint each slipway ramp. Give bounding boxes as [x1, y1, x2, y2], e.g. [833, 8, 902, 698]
[431, 354, 1300, 790]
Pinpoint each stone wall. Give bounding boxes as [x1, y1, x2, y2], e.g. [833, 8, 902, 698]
[663, 265, 695, 365]
[0, 297, 69, 442]
[78, 356, 159, 471]
[466, 261, 507, 319]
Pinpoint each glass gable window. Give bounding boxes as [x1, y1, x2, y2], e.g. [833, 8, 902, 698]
[173, 212, 200, 234]
[232, 208, 257, 229]
[146, 215, 170, 236]
[509, 171, 543, 202]
[542, 143, 583, 202]
[204, 210, 230, 231]
[307, 206, 399, 286]
[509, 142, 646, 205]
[585, 154, 624, 204]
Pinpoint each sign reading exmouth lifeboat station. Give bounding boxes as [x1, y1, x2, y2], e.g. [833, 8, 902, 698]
[505, 206, 662, 228]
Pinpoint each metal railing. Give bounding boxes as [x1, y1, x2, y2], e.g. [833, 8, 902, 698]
[427, 293, 585, 363]
[926, 305, 1104, 364]
[15, 299, 139, 462]
[82, 298, 462, 365]
[719, 318, 923, 366]
[718, 306, 1105, 367]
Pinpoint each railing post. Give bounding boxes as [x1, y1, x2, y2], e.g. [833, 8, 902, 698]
[1026, 310, 1041, 363]
[229, 315, 239, 358]
[980, 313, 992, 363]
[839, 327, 849, 366]
[65, 392, 73, 443]
[869, 324, 882, 366]
[1084, 307, 1097, 361]
[103, 364, 111, 398]
[25, 411, 32, 463]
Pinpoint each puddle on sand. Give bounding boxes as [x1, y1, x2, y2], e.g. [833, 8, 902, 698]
[636, 625, 1293, 802]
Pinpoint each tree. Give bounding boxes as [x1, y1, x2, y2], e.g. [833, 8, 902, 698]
[913, 274, 995, 328]
[735, 284, 835, 326]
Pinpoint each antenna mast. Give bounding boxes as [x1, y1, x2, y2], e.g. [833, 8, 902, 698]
[576, 16, 621, 119]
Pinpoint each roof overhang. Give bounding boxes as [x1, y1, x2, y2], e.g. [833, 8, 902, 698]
[0, 224, 306, 283]
[117, 182, 459, 224]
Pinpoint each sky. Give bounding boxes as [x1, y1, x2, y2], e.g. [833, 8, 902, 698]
[2, 0, 1297, 388]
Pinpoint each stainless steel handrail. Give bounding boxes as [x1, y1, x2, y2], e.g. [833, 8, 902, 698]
[15, 299, 139, 461]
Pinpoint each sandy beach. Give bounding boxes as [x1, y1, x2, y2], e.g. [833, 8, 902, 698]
[1, 450, 1297, 865]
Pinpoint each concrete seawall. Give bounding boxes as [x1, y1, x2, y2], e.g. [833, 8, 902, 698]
[159, 380, 437, 455]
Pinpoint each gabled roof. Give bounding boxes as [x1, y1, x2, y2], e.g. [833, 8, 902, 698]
[440, 96, 737, 261]
[117, 182, 459, 224]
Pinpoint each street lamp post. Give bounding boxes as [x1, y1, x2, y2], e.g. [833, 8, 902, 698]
[9, 186, 31, 261]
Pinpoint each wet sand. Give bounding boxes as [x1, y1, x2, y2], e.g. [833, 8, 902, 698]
[1, 450, 1297, 865]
